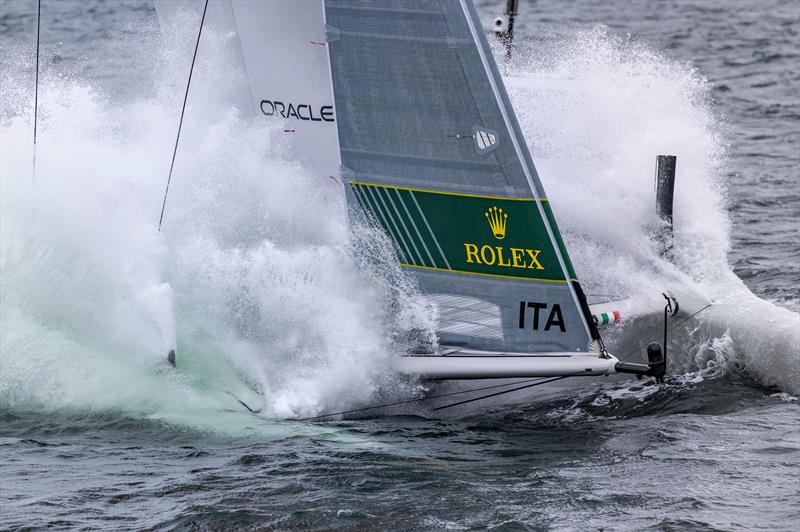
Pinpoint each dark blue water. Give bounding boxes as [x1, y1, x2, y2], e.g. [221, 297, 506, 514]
[1, 0, 798, 530]
[2, 384, 797, 530]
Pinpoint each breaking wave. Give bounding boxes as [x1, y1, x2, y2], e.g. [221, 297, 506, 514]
[505, 26, 799, 394]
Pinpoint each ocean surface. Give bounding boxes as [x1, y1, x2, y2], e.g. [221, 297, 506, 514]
[1, 0, 798, 530]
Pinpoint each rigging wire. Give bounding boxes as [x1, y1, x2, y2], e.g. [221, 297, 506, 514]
[432, 375, 567, 411]
[158, 0, 209, 232]
[297, 377, 554, 421]
[32, 0, 41, 180]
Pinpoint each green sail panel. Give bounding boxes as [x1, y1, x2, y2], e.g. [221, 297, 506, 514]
[352, 182, 566, 283]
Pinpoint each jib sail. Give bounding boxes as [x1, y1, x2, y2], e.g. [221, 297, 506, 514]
[324, 0, 595, 353]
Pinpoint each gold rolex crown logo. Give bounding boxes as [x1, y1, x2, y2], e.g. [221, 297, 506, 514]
[485, 206, 508, 240]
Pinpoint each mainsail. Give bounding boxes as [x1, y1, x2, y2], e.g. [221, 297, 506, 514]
[324, 0, 595, 354]
[155, 0, 618, 378]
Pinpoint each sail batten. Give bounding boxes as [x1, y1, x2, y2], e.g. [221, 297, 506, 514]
[341, 148, 497, 173]
[335, 30, 472, 46]
[326, 4, 442, 16]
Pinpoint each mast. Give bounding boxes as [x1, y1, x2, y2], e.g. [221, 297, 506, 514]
[493, 0, 519, 60]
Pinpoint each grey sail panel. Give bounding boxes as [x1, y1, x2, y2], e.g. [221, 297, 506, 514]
[325, 0, 592, 353]
[326, 0, 530, 197]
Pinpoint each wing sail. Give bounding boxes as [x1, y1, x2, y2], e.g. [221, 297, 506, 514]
[325, 0, 594, 354]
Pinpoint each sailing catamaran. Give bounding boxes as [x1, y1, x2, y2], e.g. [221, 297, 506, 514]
[153, 0, 708, 387]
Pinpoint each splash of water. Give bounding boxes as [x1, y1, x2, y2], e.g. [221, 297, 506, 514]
[0, 26, 432, 423]
[505, 26, 799, 394]
[1, 21, 797, 429]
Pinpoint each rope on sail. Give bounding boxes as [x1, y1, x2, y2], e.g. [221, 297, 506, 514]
[158, 0, 209, 232]
[32, 0, 41, 180]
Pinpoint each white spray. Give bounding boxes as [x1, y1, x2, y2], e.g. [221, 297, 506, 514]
[0, 24, 431, 422]
[1, 20, 797, 428]
[505, 27, 799, 393]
